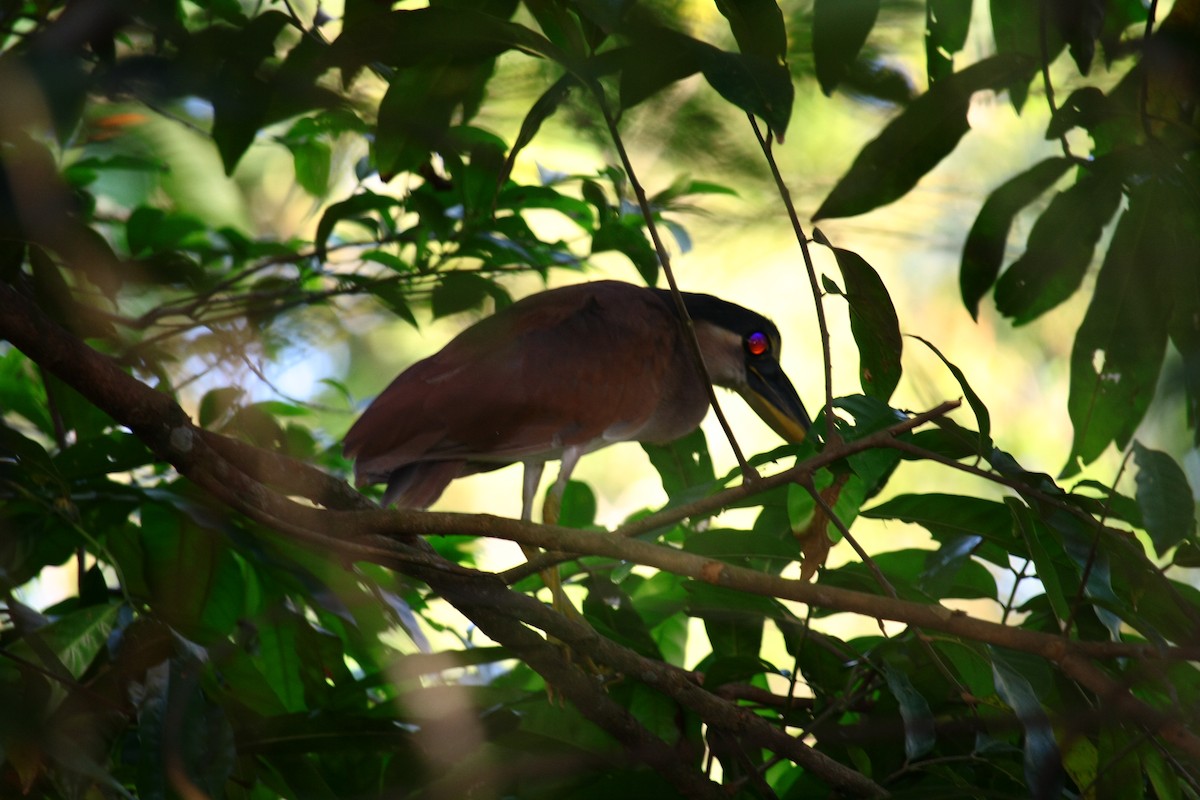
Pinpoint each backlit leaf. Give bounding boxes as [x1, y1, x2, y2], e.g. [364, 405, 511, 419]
[1133, 442, 1198, 557]
[815, 54, 1037, 220]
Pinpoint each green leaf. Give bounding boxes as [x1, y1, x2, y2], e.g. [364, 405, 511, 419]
[375, 62, 491, 181]
[592, 221, 658, 285]
[141, 502, 245, 642]
[8, 603, 120, 681]
[1007, 498, 1070, 626]
[882, 662, 936, 760]
[1132, 442, 1197, 557]
[642, 428, 716, 506]
[993, 165, 1124, 325]
[557, 480, 597, 529]
[960, 157, 1074, 318]
[925, 0, 972, 83]
[812, 0, 880, 95]
[820, 548, 996, 602]
[815, 54, 1037, 220]
[288, 139, 332, 197]
[830, 247, 901, 401]
[863, 493, 1021, 568]
[989, 648, 1064, 799]
[1065, 185, 1171, 475]
[910, 335, 991, 454]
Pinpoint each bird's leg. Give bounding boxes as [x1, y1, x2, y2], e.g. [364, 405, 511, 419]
[539, 447, 584, 621]
[519, 460, 571, 612]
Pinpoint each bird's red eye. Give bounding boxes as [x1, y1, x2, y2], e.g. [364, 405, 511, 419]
[746, 332, 769, 356]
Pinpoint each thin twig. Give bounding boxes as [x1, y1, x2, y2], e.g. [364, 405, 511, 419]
[748, 115, 837, 445]
[592, 91, 756, 479]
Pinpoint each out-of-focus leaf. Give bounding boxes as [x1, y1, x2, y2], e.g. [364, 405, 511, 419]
[910, 335, 990, 451]
[314, 192, 402, 259]
[329, 7, 567, 74]
[812, 0, 880, 95]
[1133, 442, 1198, 557]
[199, 387, 244, 428]
[993, 165, 1124, 325]
[716, 0, 788, 62]
[989, 0, 1063, 110]
[54, 431, 154, 479]
[990, 648, 1064, 800]
[209, 12, 290, 173]
[815, 54, 1037, 220]
[1055, 0, 1106, 75]
[1065, 184, 1171, 475]
[882, 662, 936, 760]
[431, 272, 505, 318]
[925, 0, 972, 83]
[829, 247, 901, 401]
[557, 480, 597, 528]
[960, 157, 1073, 318]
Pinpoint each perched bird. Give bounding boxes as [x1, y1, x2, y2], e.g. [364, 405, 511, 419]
[343, 280, 810, 523]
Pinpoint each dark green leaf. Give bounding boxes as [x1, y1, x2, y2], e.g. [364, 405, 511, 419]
[910, 335, 991, 452]
[1132, 442, 1197, 557]
[54, 431, 154, 479]
[1007, 498, 1070, 625]
[993, 165, 1124, 324]
[990, 648, 1064, 800]
[330, 7, 568, 73]
[698, 49, 794, 136]
[815, 54, 1037, 220]
[716, 0, 788, 62]
[7, 602, 120, 680]
[926, 0, 972, 83]
[830, 247, 901, 401]
[812, 0, 880, 95]
[960, 157, 1074, 318]
[210, 12, 291, 173]
[882, 662, 936, 760]
[431, 272, 501, 318]
[989, 0, 1063, 110]
[1065, 185, 1171, 475]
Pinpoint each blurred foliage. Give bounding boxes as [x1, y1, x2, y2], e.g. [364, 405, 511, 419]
[0, 0, 1199, 798]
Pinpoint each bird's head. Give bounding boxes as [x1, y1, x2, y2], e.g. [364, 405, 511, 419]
[656, 289, 812, 444]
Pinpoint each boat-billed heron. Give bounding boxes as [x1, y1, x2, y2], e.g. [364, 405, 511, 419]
[344, 280, 810, 523]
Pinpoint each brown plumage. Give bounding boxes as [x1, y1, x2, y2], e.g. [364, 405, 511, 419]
[344, 280, 809, 516]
